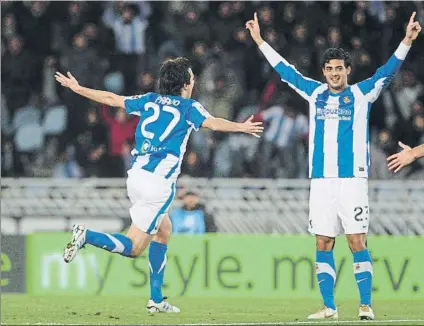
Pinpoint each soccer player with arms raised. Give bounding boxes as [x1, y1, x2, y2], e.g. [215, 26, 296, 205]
[55, 58, 263, 313]
[246, 11, 421, 320]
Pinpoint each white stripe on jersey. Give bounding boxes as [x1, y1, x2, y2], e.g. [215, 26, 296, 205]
[351, 85, 368, 176]
[323, 96, 340, 177]
[309, 84, 328, 177]
[168, 126, 193, 182]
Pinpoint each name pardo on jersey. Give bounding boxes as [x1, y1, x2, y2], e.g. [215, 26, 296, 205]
[155, 96, 181, 107]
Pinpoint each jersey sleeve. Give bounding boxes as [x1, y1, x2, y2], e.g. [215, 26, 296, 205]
[186, 101, 211, 131]
[124, 93, 151, 115]
[259, 42, 322, 100]
[357, 42, 410, 103]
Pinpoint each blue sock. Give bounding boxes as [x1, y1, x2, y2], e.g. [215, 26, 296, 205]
[353, 249, 373, 306]
[316, 250, 336, 310]
[85, 230, 133, 257]
[149, 241, 168, 303]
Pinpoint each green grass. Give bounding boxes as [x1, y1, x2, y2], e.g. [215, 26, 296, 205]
[1, 295, 424, 325]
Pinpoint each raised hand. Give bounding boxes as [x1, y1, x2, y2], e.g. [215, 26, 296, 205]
[240, 115, 264, 138]
[387, 142, 415, 173]
[405, 12, 422, 42]
[245, 12, 263, 45]
[55, 71, 80, 91]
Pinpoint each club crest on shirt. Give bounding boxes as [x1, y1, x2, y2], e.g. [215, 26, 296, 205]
[343, 96, 351, 104]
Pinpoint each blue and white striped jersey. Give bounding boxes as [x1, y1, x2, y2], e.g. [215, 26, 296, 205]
[124, 92, 211, 182]
[259, 42, 410, 178]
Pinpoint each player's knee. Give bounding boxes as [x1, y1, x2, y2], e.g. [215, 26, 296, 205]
[348, 236, 366, 252]
[154, 224, 172, 244]
[316, 236, 335, 251]
[153, 215, 172, 244]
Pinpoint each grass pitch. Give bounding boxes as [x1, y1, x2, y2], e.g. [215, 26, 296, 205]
[1, 295, 424, 325]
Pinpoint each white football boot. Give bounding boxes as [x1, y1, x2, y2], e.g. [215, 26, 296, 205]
[146, 297, 180, 313]
[63, 224, 87, 263]
[307, 306, 338, 319]
[359, 304, 374, 320]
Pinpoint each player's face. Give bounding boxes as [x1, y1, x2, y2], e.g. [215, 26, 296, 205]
[322, 59, 351, 92]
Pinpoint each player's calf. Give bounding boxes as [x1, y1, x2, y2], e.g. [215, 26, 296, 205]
[149, 215, 172, 305]
[64, 224, 140, 263]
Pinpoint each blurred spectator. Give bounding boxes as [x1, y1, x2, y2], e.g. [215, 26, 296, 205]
[137, 72, 156, 94]
[82, 22, 115, 58]
[59, 33, 103, 137]
[100, 105, 138, 177]
[396, 71, 424, 120]
[197, 55, 244, 120]
[170, 191, 217, 234]
[86, 108, 108, 148]
[213, 106, 259, 177]
[60, 33, 102, 89]
[289, 23, 312, 73]
[327, 26, 342, 48]
[2, 35, 35, 111]
[103, 3, 150, 92]
[2, 13, 18, 39]
[53, 145, 83, 179]
[169, 6, 210, 49]
[18, 1, 52, 58]
[42, 56, 60, 106]
[103, 3, 148, 55]
[255, 98, 308, 178]
[370, 129, 396, 180]
[181, 149, 205, 178]
[51, 1, 91, 54]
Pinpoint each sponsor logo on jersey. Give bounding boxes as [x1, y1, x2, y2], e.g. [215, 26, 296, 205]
[316, 107, 352, 120]
[141, 140, 160, 154]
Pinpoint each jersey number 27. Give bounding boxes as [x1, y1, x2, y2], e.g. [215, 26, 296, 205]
[141, 102, 180, 141]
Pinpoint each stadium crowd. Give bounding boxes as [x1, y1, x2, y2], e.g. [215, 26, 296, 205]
[1, 1, 424, 179]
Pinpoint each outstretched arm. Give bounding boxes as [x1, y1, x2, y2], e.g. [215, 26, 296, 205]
[55, 72, 126, 108]
[246, 13, 321, 100]
[202, 116, 264, 138]
[387, 142, 424, 173]
[186, 102, 263, 138]
[357, 12, 422, 102]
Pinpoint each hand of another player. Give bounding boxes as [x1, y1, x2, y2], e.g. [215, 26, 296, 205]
[405, 12, 422, 41]
[55, 71, 80, 91]
[387, 142, 415, 173]
[240, 115, 264, 138]
[245, 12, 263, 45]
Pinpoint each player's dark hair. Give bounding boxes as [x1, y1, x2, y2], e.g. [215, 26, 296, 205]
[321, 48, 352, 69]
[158, 57, 192, 96]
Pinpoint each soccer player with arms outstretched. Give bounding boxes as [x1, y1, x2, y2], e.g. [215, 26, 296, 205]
[55, 58, 263, 313]
[387, 142, 424, 172]
[246, 11, 421, 320]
